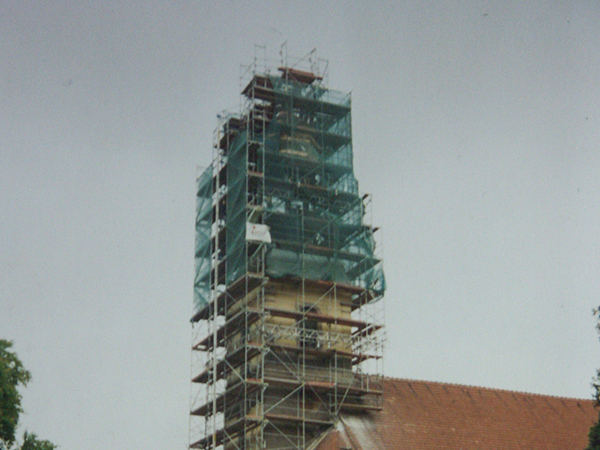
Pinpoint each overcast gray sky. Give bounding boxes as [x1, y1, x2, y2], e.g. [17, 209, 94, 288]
[2, 1, 600, 449]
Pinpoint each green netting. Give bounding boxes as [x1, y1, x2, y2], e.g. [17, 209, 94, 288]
[194, 166, 213, 311]
[226, 132, 249, 284]
[258, 74, 384, 295]
[193, 70, 385, 317]
[269, 76, 351, 108]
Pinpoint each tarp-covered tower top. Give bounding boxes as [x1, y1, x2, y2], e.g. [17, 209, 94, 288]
[190, 52, 385, 450]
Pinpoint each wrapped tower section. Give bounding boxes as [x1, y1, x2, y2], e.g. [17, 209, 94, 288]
[190, 56, 385, 450]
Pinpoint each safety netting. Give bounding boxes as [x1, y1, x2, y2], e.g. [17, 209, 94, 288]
[193, 70, 385, 314]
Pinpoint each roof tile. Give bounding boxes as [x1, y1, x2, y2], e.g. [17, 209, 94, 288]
[315, 377, 597, 450]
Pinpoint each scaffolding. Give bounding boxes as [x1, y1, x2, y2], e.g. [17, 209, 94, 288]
[190, 52, 385, 450]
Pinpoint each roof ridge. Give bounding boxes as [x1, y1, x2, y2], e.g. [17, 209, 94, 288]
[382, 376, 595, 402]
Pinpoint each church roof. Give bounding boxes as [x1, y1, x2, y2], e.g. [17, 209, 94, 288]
[314, 377, 598, 450]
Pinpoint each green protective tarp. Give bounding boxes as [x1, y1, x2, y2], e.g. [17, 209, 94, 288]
[194, 72, 386, 318]
[193, 166, 212, 311]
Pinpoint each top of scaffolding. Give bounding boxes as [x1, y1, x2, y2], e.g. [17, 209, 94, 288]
[193, 48, 385, 316]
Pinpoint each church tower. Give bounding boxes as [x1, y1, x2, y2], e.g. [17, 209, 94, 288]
[190, 53, 385, 450]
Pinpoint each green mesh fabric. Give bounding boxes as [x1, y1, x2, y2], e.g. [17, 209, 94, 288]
[194, 166, 212, 310]
[193, 71, 385, 317]
[225, 133, 248, 284]
[259, 75, 385, 294]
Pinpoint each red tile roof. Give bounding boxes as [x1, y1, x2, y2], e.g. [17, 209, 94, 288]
[314, 377, 598, 450]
